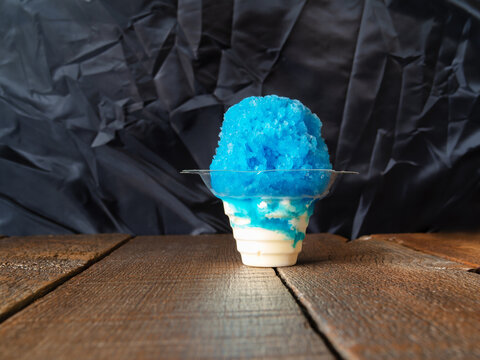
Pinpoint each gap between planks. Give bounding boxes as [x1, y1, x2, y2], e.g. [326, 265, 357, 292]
[0, 234, 133, 324]
[274, 267, 344, 360]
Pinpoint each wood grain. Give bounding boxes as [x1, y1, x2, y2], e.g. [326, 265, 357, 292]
[278, 234, 480, 360]
[0, 234, 131, 322]
[0, 235, 333, 360]
[361, 232, 480, 268]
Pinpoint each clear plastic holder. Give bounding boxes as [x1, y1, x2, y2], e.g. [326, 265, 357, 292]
[181, 169, 358, 198]
[182, 169, 358, 267]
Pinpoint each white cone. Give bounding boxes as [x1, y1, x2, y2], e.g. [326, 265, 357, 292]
[223, 199, 311, 267]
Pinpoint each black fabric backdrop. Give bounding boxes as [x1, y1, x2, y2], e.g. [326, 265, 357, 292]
[1, 0, 479, 238]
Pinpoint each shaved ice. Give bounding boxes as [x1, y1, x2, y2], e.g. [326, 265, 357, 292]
[208, 95, 333, 267]
[210, 95, 332, 196]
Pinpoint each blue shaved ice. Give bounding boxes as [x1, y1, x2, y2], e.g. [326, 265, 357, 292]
[210, 95, 332, 197]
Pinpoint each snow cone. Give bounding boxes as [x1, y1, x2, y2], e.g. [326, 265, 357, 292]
[183, 95, 356, 267]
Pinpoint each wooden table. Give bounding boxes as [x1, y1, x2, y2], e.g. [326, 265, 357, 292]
[0, 233, 479, 359]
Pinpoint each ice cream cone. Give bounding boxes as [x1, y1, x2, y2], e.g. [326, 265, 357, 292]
[222, 198, 313, 267]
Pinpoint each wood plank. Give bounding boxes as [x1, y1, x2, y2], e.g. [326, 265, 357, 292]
[360, 232, 480, 268]
[0, 235, 334, 360]
[0, 234, 131, 322]
[278, 234, 480, 360]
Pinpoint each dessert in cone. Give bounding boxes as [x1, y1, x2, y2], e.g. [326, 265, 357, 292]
[183, 95, 357, 267]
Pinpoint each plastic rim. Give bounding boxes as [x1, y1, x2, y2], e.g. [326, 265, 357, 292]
[181, 169, 359, 174]
[181, 169, 359, 199]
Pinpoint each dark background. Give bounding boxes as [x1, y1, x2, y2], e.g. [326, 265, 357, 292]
[1, 0, 479, 239]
